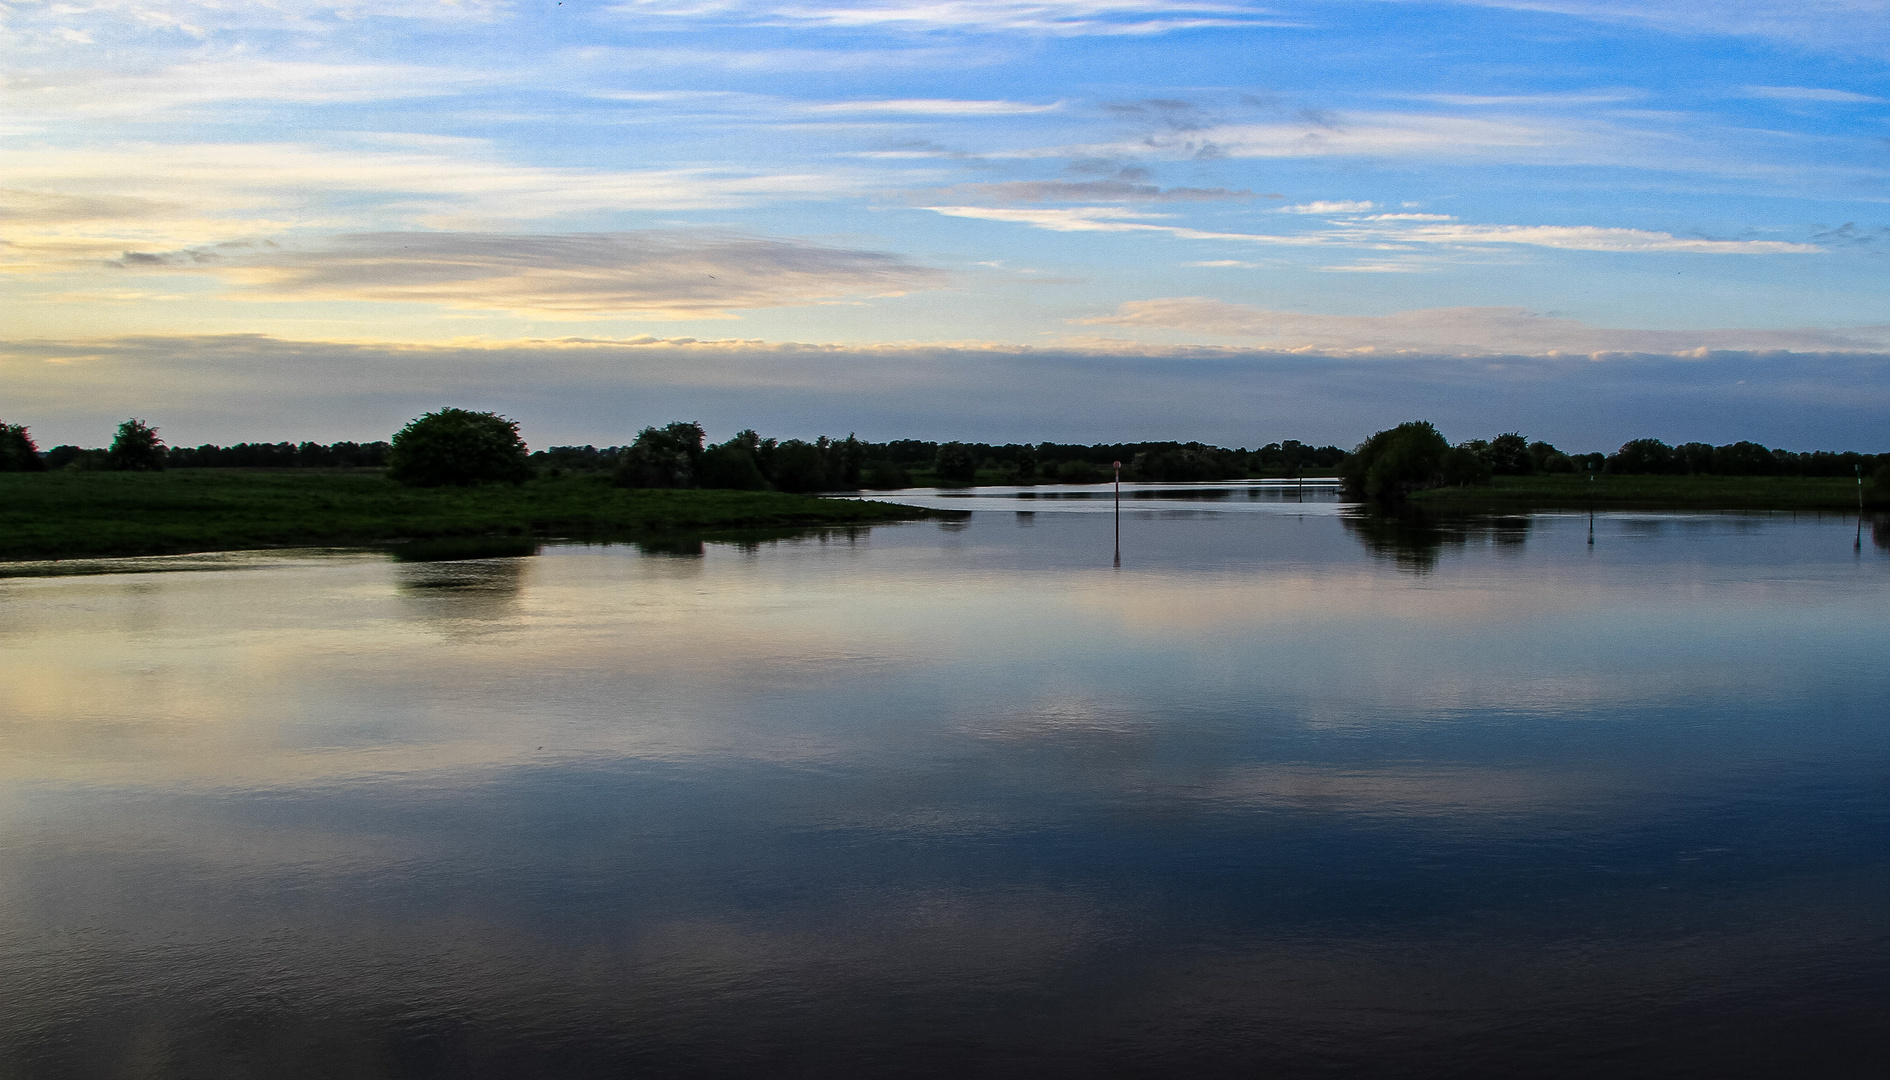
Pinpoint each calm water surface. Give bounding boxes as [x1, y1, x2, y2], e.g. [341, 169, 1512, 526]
[4, 484, 1888, 1077]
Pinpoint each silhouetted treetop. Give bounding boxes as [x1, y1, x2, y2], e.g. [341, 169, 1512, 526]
[388, 408, 531, 487]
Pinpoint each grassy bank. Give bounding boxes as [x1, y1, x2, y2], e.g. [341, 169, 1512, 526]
[0, 470, 933, 561]
[1411, 474, 1879, 512]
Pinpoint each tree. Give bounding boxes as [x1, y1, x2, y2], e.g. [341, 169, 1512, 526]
[387, 408, 531, 486]
[832, 434, 866, 489]
[1607, 438, 1675, 475]
[768, 438, 829, 492]
[934, 442, 977, 484]
[861, 459, 911, 489]
[1529, 440, 1574, 474]
[614, 422, 705, 488]
[697, 438, 770, 490]
[1486, 432, 1532, 475]
[1441, 442, 1493, 486]
[1013, 443, 1038, 483]
[107, 418, 166, 471]
[1, 422, 46, 472]
[1340, 421, 1450, 501]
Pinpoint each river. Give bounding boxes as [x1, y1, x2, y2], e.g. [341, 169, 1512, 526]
[3, 483, 1886, 1076]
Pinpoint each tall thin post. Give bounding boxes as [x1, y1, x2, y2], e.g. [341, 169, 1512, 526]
[1113, 459, 1122, 567]
[1858, 464, 1865, 553]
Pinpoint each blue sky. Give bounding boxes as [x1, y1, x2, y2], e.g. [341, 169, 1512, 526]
[5, 1, 1890, 450]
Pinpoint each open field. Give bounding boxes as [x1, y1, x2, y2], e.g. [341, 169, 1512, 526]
[0, 470, 932, 561]
[1411, 474, 1881, 512]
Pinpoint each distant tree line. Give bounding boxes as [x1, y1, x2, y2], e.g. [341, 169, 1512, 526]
[536, 432, 1349, 489]
[1601, 438, 1878, 477]
[162, 440, 391, 469]
[5, 419, 178, 473]
[11, 411, 1885, 498]
[6, 416, 392, 473]
[1343, 422, 1890, 501]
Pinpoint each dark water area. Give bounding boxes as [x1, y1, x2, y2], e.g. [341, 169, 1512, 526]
[3, 483, 1888, 1077]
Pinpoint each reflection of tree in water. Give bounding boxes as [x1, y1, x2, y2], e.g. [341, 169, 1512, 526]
[628, 524, 880, 558]
[1343, 510, 1532, 572]
[393, 542, 535, 628]
[1873, 514, 1890, 550]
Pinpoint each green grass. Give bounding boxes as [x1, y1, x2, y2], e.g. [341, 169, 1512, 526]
[0, 470, 934, 561]
[1411, 474, 1881, 512]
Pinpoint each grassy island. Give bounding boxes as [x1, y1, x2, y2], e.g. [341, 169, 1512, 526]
[0, 470, 934, 562]
[1409, 474, 1877, 512]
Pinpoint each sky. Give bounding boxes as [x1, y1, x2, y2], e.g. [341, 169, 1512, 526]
[5, 0, 1890, 451]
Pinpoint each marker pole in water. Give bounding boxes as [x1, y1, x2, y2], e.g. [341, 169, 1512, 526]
[1858, 464, 1865, 553]
[1113, 460, 1122, 567]
[1588, 463, 1595, 546]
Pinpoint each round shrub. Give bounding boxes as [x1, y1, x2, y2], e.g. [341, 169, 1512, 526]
[387, 408, 531, 487]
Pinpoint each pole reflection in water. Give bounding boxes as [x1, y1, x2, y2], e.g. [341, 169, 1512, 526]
[1113, 459, 1122, 568]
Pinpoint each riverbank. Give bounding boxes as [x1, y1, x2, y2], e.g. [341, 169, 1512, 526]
[0, 471, 934, 560]
[1410, 474, 1879, 512]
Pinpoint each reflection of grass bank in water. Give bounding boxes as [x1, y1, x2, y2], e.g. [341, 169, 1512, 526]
[0, 471, 932, 560]
[1350, 506, 1890, 572]
[1412, 475, 1879, 511]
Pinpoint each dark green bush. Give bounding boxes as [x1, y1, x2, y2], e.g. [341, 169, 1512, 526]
[388, 408, 531, 487]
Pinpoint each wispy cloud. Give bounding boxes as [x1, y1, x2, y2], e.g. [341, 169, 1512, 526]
[0, 0, 511, 47]
[3, 60, 493, 120]
[1382, 223, 1817, 254]
[106, 230, 947, 319]
[1433, 1, 1890, 53]
[1080, 298, 1889, 355]
[917, 204, 1821, 255]
[1398, 91, 1647, 106]
[1, 144, 876, 269]
[1280, 200, 1375, 214]
[613, 1, 1298, 36]
[1080, 112, 1572, 161]
[805, 98, 1061, 114]
[918, 205, 1328, 243]
[928, 179, 1264, 203]
[1742, 85, 1885, 103]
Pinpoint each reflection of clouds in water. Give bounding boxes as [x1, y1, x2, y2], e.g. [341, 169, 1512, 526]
[4, 507, 1889, 1073]
[0, 846, 1118, 1072]
[957, 691, 1627, 819]
[1194, 764, 1609, 817]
